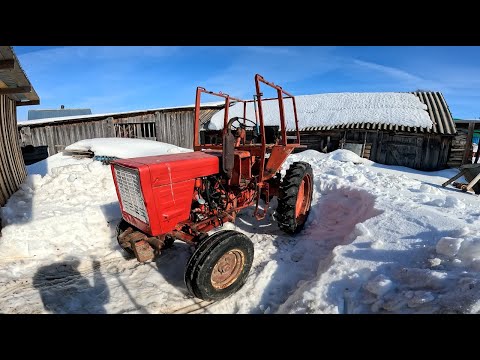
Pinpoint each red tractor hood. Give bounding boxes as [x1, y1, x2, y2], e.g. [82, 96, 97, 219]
[113, 151, 220, 186]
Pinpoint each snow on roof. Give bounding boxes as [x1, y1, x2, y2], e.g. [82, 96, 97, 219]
[208, 92, 432, 130]
[17, 101, 225, 127]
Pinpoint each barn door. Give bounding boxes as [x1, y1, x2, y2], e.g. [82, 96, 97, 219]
[384, 137, 422, 169]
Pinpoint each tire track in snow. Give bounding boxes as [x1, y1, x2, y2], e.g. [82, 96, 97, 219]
[205, 185, 382, 314]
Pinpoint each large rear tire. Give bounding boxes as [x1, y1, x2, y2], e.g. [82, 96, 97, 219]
[184, 230, 254, 301]
[276, 162, 314, 234]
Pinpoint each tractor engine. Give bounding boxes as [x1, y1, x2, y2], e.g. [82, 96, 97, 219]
[191, 175, 228, 222]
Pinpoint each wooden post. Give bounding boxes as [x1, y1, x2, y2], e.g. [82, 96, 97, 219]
[466, 171, 480, 192]
[105, 117, 115, 137]
[45, 125, 56, 155]
[463, 122, 475, 165]
[442, 169, 467, 187]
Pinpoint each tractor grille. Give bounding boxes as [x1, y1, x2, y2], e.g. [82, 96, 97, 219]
[113, 165, 149, 224]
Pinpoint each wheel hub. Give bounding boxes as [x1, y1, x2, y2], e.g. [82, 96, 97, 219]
[295, 173, 312, 222]
[211, 249, 245, 290]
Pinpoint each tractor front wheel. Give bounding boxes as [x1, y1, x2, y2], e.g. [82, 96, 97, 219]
[276, 161, 314, 234]
[184, 230, 254, 301]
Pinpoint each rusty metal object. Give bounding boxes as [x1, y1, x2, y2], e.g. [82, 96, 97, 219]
[264, 145, 296, 179]
[118, 227, 164, 262]
[210, 249, 245, 290]
[222, 132, 235, 178]
[132, 240, 155, 262]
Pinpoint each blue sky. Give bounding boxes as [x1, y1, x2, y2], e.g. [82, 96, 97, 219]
[14, 46, 480, 121]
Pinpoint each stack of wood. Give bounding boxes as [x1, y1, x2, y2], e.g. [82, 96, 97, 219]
[363, 143, 372, 159]
[448, 128, 469, 167]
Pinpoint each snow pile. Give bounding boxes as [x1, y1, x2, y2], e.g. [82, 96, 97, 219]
[65, 138, 192, 158]
[326, 149, 374, 165]
[435, 235, 480, 270]
[2, 145, 480, 314]
[0, 159, 120, 262]
[209, 92, 431, 130]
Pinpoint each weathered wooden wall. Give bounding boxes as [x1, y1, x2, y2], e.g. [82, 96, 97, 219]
[290, 130, 453, 171]
[19, 109, 200, 156]
[0, 95, 26, 207]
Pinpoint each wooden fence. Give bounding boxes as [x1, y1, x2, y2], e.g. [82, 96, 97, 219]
[18, 108, 216, 156]
[0, 95, 26, 207]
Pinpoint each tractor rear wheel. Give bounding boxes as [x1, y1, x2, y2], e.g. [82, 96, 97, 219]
[184, 230, 254, 301]
[276, 161, 314, 234]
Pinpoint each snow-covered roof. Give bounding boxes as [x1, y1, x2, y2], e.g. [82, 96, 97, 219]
[17, 101, 225, 127]
[209, 92, 436, 131]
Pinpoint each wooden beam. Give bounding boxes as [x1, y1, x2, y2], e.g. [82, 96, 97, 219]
[462, 122, 475, 165]
[0, 59, 15, 70]
[0, 86, 32, 95]
[16, 99, 40, 106]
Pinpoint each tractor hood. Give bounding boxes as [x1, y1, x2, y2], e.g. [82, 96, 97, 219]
[113, 151, 220, 186]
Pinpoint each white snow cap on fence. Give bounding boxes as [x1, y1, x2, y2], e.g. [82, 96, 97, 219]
[208, 92, 431, 130]
[65, 138, 192, 158]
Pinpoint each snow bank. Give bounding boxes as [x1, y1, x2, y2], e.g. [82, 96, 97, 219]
[326, 149, 374, 165]
[209, 92, 432, 130]
[65, 138, 192, 158]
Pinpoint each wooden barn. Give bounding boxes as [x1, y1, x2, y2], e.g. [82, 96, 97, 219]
[17, 103, 223, 160]
[205, 91, 457, 171]
[0, 46, 40, 207]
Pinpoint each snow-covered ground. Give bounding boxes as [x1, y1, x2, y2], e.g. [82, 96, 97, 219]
[1, 146, 479, 314]
[209, 92, 432, 130]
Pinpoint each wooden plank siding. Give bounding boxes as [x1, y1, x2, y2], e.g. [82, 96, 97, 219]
[286, 128, 452, 171]
[18, 108, 211, 156]
[0, 95, 26, 207]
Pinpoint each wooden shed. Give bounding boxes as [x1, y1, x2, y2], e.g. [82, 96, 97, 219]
[0, 46, 40, 207]
[18, 104, 223, 158]
[205, 91, 456, 171]
[290, 92, 457, 171]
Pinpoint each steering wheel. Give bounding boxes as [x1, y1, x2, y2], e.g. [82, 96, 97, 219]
[227, 117, 258, 132]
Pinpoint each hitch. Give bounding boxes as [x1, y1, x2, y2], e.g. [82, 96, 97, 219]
[254, 183, 270, 220]
[118, 227, 169, 262]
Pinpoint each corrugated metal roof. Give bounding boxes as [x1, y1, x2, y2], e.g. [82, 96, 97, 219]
[28, 109, 92, 120]
[200, 108, 221, 125]
[286, 92, 456, 135]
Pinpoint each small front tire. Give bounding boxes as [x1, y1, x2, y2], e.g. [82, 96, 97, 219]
[184, 230, 254, 301]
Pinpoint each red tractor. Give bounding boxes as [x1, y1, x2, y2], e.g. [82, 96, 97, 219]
[111, 74, 313, 301]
